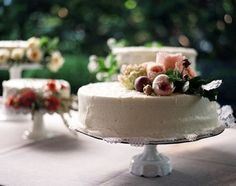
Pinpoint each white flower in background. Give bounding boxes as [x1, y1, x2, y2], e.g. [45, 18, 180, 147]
[0, 49, 10, 64]
[27, 37, 41, 49]
[107, 38, 117, 49]
[47, 51, 64, 72]
[96, 72, 108, 81]
[88, 55, 99, 73]
[104, 55, 112, 68]
[11, 48, 24, 61]
[26, 48, 43, 62]
[89, 55, 97, 62]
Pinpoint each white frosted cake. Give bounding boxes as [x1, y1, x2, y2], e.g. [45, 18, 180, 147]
[79, 51, 222, 139]
[78, 82, 219, 139]
[3, 78, 70, 101]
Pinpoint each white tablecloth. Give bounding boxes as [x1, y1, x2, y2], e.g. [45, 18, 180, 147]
[0, 113, 236, 186]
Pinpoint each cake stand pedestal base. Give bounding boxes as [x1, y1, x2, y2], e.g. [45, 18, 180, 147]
[129, 145, 172, 177]
[23, 112, 49, 140]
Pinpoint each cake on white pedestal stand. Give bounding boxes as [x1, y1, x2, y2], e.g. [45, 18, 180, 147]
[75, 124, 225, 177]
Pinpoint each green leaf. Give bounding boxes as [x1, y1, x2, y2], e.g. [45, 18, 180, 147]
[166, 69, 182, 82]
[186, 76, 220, 101]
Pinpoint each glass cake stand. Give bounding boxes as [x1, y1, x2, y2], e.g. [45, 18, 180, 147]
[75, 125, 225, 177]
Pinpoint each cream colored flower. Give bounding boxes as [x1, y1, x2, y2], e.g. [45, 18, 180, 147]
[107, 38, 116, 49]
[0, 49, 10, 64]
[47, 51, 64, 72]
[26, 48, 43, 62]
[96, 72, 108, 81]
[88, 55, 98, 73]
[11, 48, 24, 61]
[27, 37, 41, 49]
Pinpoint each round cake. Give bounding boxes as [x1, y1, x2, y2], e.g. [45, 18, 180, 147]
[78, 82, 220, 139]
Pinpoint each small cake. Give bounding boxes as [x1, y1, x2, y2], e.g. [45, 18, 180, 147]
[3, 78, 70, 99]
[3, 79, 71, 115]
[78, 52, 221, 139]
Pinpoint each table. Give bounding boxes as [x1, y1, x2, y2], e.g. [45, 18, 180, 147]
[0, 114, 236, 186]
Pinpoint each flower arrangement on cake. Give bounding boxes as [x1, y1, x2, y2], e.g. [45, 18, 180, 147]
[5, 80, 70, 113]
[118, 52, 222, 101]
[0, 37, 64, 72]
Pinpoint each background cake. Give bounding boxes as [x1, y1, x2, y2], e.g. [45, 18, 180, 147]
[3, 78, 70, 101]
[112, 46, 198, 70]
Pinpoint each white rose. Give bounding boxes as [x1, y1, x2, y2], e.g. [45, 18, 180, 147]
[27, 37, 41, 49]
[89, 55, 97, 62]
[26, 48, 43, 62]
[88, 61, 99, 73]
[107, 38, 117, 49]
[47, 51, 64, 72]
[0, 49, 10, 64]
[104, 55, 113, 68]
[11, 48, 24, 61]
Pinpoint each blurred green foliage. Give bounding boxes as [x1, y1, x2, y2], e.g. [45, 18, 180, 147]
[0, 0, 235, 112]
[0, 0, 235, 58]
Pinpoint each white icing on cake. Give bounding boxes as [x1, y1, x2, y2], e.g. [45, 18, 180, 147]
[0, 41, 27, 49]
[3, 78, 70, 100]
[112, 46, 198, 70]
[78, 82, 220, 139]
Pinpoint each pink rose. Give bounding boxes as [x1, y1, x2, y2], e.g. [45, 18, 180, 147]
[183, 67, 196, 78]
[156, 52, 185, 71]
[175, 59, 197, 79]
[146, 63, 164, 81]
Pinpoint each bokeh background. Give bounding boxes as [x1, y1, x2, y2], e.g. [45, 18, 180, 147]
[0, 0, 235, 113]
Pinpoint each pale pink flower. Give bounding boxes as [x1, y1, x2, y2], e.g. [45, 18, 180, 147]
[156, 52, 185, 71]
[146, 62, 164, 81]
[175, 59, 197, 78]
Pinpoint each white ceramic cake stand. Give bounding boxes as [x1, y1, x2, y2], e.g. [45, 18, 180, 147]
[75, 125, 225, 177]
[23, 111, 49, 140]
